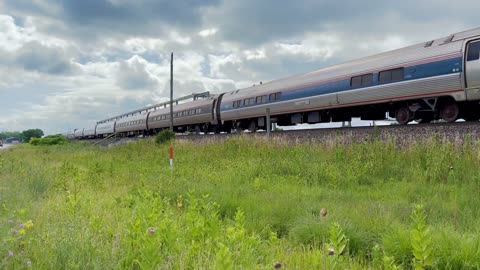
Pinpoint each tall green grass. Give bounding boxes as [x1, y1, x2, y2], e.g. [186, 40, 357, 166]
[0, 137, 479, 269]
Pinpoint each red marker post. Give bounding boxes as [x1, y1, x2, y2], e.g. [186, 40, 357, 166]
[169, 145, 174, 170]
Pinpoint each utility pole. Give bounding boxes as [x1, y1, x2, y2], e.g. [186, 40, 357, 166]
[170, 52, 174, 131]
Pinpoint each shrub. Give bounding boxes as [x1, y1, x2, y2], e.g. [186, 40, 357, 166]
[30, 134, 68, 146]
[154, 130, 176, 144]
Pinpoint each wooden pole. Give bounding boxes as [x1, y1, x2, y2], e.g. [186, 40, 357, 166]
[170, 52, 174, 131]
[266, 108, 271, 137]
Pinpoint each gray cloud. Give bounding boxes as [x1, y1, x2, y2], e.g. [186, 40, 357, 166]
[4, 0, 220, 41]
[14, 41, 78, 75]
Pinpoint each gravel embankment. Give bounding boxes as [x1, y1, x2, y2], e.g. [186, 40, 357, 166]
[176, 122, 480, 146]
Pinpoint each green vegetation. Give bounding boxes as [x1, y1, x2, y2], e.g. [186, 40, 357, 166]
[154, 129, 176, 145]
[0, 129, 44, 142]
[29, 134, 68, 146]
[0, 137, 479, 269]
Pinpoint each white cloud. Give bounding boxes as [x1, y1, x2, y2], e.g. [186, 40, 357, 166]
[198, 28, 218, 37]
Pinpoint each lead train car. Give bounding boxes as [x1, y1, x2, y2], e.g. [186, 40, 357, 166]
[220, 28, 480, 129]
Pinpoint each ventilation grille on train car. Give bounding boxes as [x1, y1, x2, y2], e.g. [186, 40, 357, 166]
[443, 34, 454, 43]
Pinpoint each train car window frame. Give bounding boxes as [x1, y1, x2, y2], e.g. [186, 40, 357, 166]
[275, 92, 282, 101]
[244, 99, 249, 106]
[467, 41, 480, 61]
[256, 96, 262, 104]
[249, 97, 255, 105]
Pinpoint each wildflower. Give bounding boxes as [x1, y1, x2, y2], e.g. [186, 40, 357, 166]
[25, 220, 34, 230]
[328, 247, 335, 256]
[147, 227, 155, 235]
[320, 208, 328, 217]
[12, 228, 18, 235]
[19, 222, 25, 229]
[177, 195, 183, 209]
[7, 251, 13, 257]
[7, 220, 13, 225]
[274, 261, 282, 269]
[26, 260, 32, 267]
[19, 229, 26, 235]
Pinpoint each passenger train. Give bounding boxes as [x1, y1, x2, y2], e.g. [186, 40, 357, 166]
[70, 27, 480, 139]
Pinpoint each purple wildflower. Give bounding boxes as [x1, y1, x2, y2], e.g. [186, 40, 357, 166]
[12, 228, 18, 235]
[7, 251, 13, 257]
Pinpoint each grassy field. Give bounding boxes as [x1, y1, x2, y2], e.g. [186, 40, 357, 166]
[0, 136, 480, 269]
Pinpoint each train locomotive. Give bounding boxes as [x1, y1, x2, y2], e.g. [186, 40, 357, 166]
[73, 27, 480, 139]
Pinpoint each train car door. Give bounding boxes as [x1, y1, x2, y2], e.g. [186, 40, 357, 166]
[214, 94, 225, 125]
[465, 40, 480, 99]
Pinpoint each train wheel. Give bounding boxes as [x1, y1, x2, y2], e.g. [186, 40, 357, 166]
[395, 107, 411, 125]
[440, 102, 459, 123]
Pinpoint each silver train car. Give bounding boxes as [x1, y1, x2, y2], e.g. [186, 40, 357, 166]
[96, 121, 115, 137]
[219, 27, 480, 129]
[115, 113, 148, 136]
[72, 27, 480, 138]
[148, 96, 218, 133]
[73, 128, 84, 139]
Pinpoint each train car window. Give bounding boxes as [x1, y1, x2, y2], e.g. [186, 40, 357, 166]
[249, 97, 255, 105]
[467, 41, 480, 61]
[391, 68, 404, 81]
[379, 68, 403, 83]
[379, 70, 391, 83]
[361, 74, 373, 86]
[256, 96, 262, 104]
[233, 101, 237, 108]
[351, 76, 362, 88]
[261, 95, 268, 103]
[269, 93, 275, 102]
[275, 92, 282, 100]
[244, 99, 249, 106]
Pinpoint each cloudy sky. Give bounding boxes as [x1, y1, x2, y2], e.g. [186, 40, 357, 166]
[0, 0, 479, 134]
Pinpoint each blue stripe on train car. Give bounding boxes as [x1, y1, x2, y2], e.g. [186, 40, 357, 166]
[221, 56, 463, 112]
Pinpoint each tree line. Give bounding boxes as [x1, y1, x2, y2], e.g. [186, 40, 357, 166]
[0, 129, 44, 142]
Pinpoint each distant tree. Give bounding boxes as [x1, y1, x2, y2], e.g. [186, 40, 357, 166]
[21, 129, 44, 142]
[0, 131, 22, 140]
